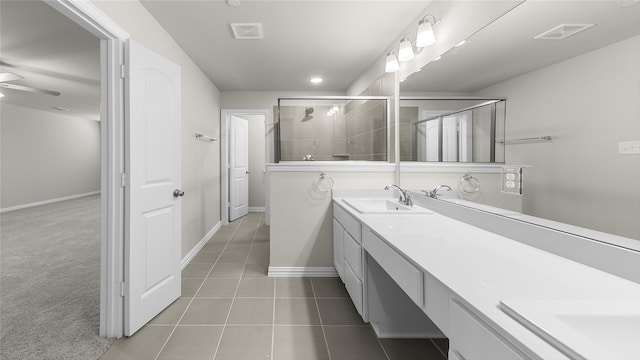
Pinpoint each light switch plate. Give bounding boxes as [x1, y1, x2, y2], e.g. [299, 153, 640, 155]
[619, 141, 640, 155]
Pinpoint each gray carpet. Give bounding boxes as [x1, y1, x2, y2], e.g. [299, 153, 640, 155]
[1, 195, 114, 360]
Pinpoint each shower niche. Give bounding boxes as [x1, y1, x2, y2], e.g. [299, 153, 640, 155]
[275, 97, 389, 162]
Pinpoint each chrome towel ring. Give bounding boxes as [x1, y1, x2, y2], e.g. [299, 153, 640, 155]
[459, 174, 480, 194]
[312, 172, 334, 194]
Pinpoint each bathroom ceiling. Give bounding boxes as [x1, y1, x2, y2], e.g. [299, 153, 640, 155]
[138, 0, 429, 91]
[1, 1, 638, 120]
[400, 0, 640, 93]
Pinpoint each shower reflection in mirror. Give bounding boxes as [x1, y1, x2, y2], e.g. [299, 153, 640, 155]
[400, 98, 506, 163]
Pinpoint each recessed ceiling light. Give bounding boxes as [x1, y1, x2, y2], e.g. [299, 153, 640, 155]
[310, 77, 323, 84]
[455, 40, 466, 47]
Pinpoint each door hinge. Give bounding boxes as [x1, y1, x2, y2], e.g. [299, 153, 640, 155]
[120, 64, 127, 79]
[120, 281, 126, 297]
[121, 173, 129, 187]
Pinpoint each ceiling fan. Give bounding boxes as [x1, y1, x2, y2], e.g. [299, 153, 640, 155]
[0, 72, 61, 97]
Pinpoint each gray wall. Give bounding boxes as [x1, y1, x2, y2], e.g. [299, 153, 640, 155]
[0, 104, 100, 209]
[93, 0, 223, 258]
[476, 35, 640, 239]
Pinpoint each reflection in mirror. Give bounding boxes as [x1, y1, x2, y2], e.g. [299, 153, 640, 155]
[275, 97, 388, 162]
[398, 1, 640, 240]
[400, 98, 505, 163]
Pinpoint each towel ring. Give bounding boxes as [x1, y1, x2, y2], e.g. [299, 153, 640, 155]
[459, 174, 480, 194]
[312, 172, 334, 194]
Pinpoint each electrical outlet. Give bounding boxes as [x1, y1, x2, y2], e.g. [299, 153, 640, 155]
[501, 167, 523, 195]
[619, 141, 640, 155]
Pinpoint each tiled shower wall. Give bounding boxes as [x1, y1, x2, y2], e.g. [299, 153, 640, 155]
[278, 106, 346, 161]
[343, 99, 387, 161]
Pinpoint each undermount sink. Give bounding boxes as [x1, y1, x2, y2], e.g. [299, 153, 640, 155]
[500, 299, 640, 360]
[342, 198, 433, 214]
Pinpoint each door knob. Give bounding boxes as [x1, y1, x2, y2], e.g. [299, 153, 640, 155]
[173, 189, 185, 197]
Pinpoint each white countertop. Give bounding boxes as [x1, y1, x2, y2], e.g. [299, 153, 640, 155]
[333, 192, 640, 360]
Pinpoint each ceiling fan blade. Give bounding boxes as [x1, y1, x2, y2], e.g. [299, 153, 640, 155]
[0, 72, 24, 82]
[0, 83, 61, 96]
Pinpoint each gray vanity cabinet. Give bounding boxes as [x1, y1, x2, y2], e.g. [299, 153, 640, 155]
[333, 203, 366, 318]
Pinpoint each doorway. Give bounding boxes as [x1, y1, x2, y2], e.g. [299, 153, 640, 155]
[0, 0, 125, 356]
[221, 109, 269, 225]
[45, 0, 129, 339]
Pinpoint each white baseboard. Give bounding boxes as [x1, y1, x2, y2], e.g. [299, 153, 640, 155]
[181, 221, 221, 270]
[268, 266, 338, 278]
[249, 207, 265, 212]
[0, 191, 101, 213]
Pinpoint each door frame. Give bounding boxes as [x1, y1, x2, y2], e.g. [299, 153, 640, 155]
[220, 109, 270, 225]
[47, 0, 129, 338]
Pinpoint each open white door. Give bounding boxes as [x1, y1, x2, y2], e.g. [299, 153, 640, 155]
[124, 40, 181, 336]
[229, 115, 249, 221]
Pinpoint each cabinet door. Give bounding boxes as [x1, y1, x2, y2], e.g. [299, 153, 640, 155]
[344, 231, 362, 279]
[344, 261, 363, 316]
[332, 219, 345, 281]
[449, 300, 525, 360]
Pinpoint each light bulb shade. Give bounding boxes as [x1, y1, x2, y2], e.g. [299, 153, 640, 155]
[416, 20, 436, 47]
[398, 38, 414, 62]
[385, 52, 399, 73]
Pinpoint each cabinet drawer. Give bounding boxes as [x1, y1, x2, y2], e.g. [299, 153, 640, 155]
[343, 231, 362, 279]
[363, 229, 422, 306]
[449, 300, 525, 360]
[333, 203, 361, 242]
[344, 261, 363, 316]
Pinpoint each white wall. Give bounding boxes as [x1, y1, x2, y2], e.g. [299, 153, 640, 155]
[0, 104, 100, 209]
[269, 170, 395, 268]
[93, 0, 223, 257]
[476, 35, 640, 239]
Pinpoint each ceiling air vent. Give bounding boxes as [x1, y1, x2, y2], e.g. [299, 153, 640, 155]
[534, 24, 595, 40]
[230, 23, 264, 40]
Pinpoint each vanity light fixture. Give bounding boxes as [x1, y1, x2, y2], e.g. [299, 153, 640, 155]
[385, 51, 400, 73]
[416, 15, 437, 47]
[398, 36, 415, 62]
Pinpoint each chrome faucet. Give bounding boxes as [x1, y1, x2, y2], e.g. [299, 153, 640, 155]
[428, 184, 453, 199]
[384, 185, 412, 206]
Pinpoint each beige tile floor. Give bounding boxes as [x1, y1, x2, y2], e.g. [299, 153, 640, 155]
[100, 212, 448, 360]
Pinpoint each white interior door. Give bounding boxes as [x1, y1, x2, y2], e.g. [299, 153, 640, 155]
[229, 115, 249, 221]
[458, 111, 473, 162]
[425, 116, 458, 161]
[125, 40, 181, 336]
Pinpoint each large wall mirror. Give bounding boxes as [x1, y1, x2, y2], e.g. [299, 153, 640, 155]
[399, 1, 640, 241]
